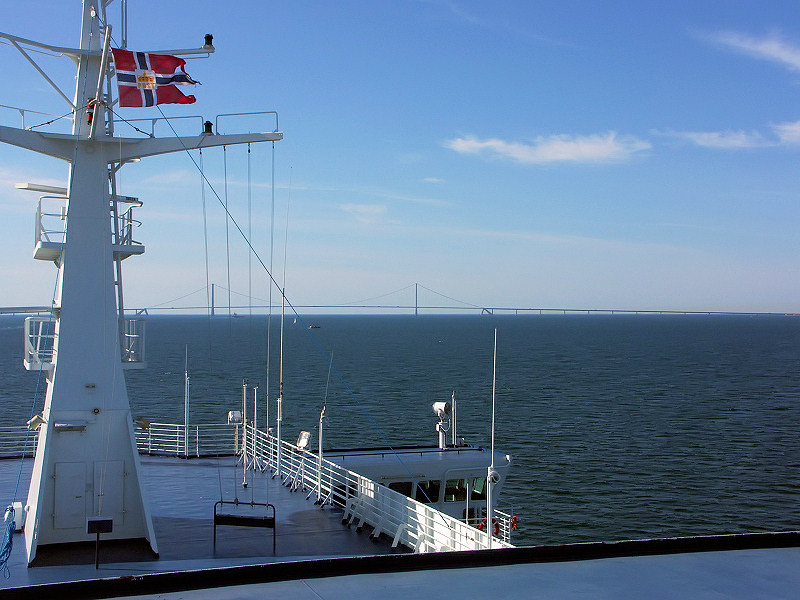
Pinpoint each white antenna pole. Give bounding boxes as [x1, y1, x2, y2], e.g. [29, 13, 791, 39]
[317, 405, 325, 502]
[242, 379, 248, 487]
[253, 383, 259, 468]
[451, 390, 457, 446]
[184, 345, 189, 457]
[253, 384, 258, 431]
[277, 173, 290, 479]
[487, 328, 497, 548]
[276, 290, 285, 477]
[88, 24, 112, 138]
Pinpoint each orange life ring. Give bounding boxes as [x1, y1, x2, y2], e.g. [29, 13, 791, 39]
[478, 518, 499, 536]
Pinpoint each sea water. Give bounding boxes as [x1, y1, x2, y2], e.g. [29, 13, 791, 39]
[1, 313, 798, 546]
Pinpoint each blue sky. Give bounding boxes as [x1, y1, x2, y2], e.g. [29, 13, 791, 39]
[2, 1, 800, 313]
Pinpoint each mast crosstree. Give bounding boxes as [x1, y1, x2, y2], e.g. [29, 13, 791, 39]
[0, 1, 281, 565]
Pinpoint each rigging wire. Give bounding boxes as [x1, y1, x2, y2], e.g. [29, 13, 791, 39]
[247, 143, 252, 323]
[146, 284, 211, 309]
[416, 283, 482, 309]
[223, 146, 232, 326]
[265, 142, 275, 430]
[341, 283, 417, 306]
[24, 109, 75, 131]
[105, 106, 153, 137]
[153, 107, 442, 508]
[200, 149, 213, 365]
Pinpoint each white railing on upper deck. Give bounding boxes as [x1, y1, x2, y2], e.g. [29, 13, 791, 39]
[135, 422, 240, 457]
[23, 316, 147, 371]
[243, 425, 513, 551]
[120, 318, 146, 365]
[2, 421, 514, 551]
[134, 422, 515, 549]
[35, 195, 67, 247]
[0, 104, 73, 133]
[24, 316, 56, 371]
[0, 426, 37, 458]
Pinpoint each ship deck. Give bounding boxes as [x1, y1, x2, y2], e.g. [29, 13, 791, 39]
[2, 456, 800, 599]
[0, 455, 398, 590]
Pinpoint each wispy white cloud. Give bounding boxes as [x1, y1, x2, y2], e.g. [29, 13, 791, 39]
[423, 177, 444, 184]
[772, 119, 800, 144]
[289, 181, 451, 208]
[134, 169, 203, 188]
[658, 129, 768, 149]
[420, 0, 571, 47]
[338, 203, 389, 224]
[658, 121, 800, 149]
[445, 132, 650, 164]
[703, 30, 800, 71]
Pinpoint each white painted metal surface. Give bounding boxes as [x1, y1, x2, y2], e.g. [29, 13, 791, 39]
[0, 0, 282, 565]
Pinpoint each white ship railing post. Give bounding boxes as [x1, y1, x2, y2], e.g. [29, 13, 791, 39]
[242, 378, 248, 487]
[317, 406, 325, 502]
[184, 346, 189, 457]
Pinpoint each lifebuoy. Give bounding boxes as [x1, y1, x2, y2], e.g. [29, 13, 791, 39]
[478, 518, 499, 536]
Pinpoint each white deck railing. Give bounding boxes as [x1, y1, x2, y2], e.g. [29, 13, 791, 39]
[1, 421, 514, 551]
[242, 425, 513, 551]
[0, 426, 37, 458]
[135, 422, 240, 457]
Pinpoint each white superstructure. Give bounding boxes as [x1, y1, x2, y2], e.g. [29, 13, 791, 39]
[0, 0, 281, 565]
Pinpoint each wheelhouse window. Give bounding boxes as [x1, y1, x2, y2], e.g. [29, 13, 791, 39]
[388, 481, 413, 497]
[415, 480, 441, 503]
[471, 477, 487, 501]
[444, 478, 468, 502]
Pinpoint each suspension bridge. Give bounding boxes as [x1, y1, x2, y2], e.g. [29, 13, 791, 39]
[1, 282, 795, 317]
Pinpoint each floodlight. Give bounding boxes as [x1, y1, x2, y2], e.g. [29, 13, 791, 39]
[432, 402, 451, 418]
[27, 414, 45, 431]
[296, 430, 311, 450]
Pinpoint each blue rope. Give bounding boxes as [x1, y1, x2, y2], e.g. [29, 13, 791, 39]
[0, 506, 15, 579]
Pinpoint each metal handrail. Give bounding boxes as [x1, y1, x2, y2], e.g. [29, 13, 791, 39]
[135, 422, 237, 456]
[254, 426, 513, 550]
[119, 114, 205, 138]
[24, 316, 56, 368]
[0, 426, 38, 458]
[215, 111, 279, 134]
[0, 103, 71, 130]
[35, 195, 68, 246]
[120, 318, 146, 363]
[0, 420, 515, 551]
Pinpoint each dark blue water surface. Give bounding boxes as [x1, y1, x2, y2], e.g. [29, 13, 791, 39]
[1, 314, 799, 546]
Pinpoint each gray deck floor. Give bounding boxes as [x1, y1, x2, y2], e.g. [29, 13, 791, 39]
[120, 546, 800, 600]
[3, 458, 799, 599]
[0, 455, 396, 590]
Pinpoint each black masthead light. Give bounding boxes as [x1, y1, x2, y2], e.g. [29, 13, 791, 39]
[203, 120, 214, 135]
[204, 33, 214, 48]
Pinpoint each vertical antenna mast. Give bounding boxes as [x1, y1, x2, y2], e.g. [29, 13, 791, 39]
[276, 290, 285, 477]
[487, 328, 498, 548]
[184, 345, 189, 456]
[0, 0, 281, 564]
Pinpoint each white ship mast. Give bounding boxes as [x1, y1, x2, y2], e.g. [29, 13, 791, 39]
[0, 0, 281, 565]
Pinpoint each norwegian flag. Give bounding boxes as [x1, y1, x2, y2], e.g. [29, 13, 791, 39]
[111, 48, 198, 107]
